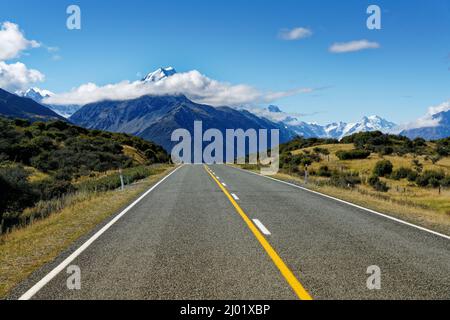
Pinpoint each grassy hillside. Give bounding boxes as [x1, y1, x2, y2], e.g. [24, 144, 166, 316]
[0, 116, 170, 233]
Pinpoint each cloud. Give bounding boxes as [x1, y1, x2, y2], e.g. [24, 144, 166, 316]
[44, 70, 316, 106]
[0, 21, 40, 60]
[279, 27, 312, 41]
[329, 40, 380, 53]
[0, 21, 45, 91]
[0, 61, 45, 92]
[401, 100, 450, 130]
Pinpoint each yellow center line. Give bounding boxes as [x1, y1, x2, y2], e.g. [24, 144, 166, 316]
[204, 165, 313, 300]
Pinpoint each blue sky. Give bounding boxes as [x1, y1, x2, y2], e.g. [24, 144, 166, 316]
[1, 0, 449, 124]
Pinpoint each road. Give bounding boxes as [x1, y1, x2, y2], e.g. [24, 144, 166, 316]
[14, 164, 450, 300]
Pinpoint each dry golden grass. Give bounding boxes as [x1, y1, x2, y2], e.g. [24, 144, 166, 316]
[0, 165, 174, 299]
[290, 144, 450, 215]
[25, 166, 50, 183]
[122, 145, 148, 165]
[297, 143, 450, 175]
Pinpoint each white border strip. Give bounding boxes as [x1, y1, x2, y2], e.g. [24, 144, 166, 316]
[19, 165, 183, 300]
[231, 193, 240, 201]
[230, 165, 450, 241]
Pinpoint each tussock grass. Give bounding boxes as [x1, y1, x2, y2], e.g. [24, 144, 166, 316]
[0, 165, 174, 299]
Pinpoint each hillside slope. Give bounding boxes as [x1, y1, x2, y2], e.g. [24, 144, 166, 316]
[0, 88, 65, 122]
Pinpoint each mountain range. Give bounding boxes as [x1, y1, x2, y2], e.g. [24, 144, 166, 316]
[245, 105, 397, 140]
[2, 66, 449, 150]
[69, 94, 296, 152]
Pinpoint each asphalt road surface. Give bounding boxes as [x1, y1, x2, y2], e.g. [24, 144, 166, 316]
[14, 164, 450, 300]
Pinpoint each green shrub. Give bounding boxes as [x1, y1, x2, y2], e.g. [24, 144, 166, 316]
[373, 160, 393, 177]
[415, 170, 445, 188]
[335, 149, 371, 160]
[368, 175, 389, 192]
[330, 172, 361, 188]
[313, 147, 330, 156]
[0, 166, 37, 229]
[317, 165, 332, 177]
[407, 171, 419, 182]
[441, 176, 450, 187]
[391, 167, 413, 180]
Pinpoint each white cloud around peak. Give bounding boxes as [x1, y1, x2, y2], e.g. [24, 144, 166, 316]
[44, 70, 316, 107]
[329, 39, 380, 53]
[0, 21, 40, 60]
[279, 27, 312, 41]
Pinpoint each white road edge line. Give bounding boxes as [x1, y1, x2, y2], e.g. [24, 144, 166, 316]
[231, 193, 240, 200]
[18, 165, 183, 300]
[252, 219, 271, 235]
[230, 165, 450, 241]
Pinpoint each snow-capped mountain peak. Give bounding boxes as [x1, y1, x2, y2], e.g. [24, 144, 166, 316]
[328, 115, 397, 139]
[142, 67, 177, 82]
[17, 87, 54, 102]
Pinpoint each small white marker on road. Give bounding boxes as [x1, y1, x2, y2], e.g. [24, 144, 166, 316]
[222, 182, 227, 187]
[252, 219, 271, 235]
[231, 193, 239, 200]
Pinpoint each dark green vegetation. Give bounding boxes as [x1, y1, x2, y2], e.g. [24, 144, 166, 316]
[0, 116, 169, 233]
[341, 131, 431, 156]
[336, 149, 371, 160]
[278, 132, 450, 193]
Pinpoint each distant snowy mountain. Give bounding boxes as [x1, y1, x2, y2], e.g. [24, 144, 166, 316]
[142, 67, 177, 82]
[254, 105, 397, 139]
[336, 115, 397, 139]
[400, 102, 450, 140]
[17, 87, 54, 102]
[16, 87, 81, 118]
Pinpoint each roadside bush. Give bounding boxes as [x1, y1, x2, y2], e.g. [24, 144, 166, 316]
[415, 170, 445, 188]
[76, 166, 157, 193]
[368, 175, 389, 192]
[313, 147, 330, 156]
[335, 149, 370, 160]
[317, 165, 332, 177]
[330, 172, 361, 188]
[33, 179, 75, 201]
[373, 160, 393, 177]
[0, 166, 37, 223]
[441, 176, 450, 187]
[391, 167, 413, 180]
[379, 146, 394, 156]
[407, 171, 419, 182]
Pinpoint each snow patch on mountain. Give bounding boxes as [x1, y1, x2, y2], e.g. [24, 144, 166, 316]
[142, 67, 177, 82]
[245, 105, 397, 139]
